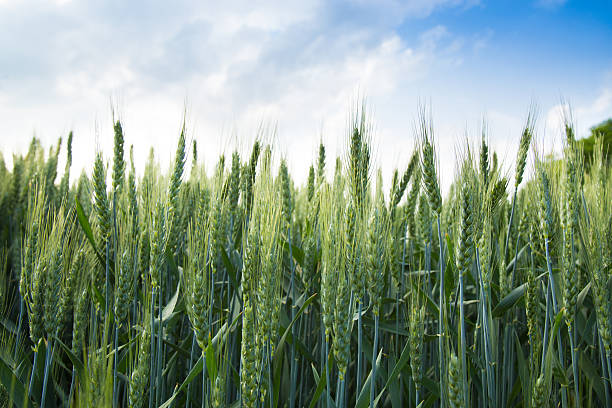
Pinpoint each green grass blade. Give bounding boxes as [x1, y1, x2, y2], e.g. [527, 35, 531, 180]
[75, 195, 105, 266]
[492, 283, 526, 318]
[355, 349, 383, 408]
[0, 354, 29, 408]
[159, 356, 203, 408]
[308, 354, 336, 408]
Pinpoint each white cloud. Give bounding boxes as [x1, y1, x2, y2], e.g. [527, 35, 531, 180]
[587, 89, 612, 115]
[545, 88, 612, 147]
[419, 25, 450, 49]
[0, 0, 471, 188]
[1, 0, 596, 199]
[472, 28, 493, 53]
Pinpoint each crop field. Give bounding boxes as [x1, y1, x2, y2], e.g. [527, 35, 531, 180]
[0, 107, 610, 408]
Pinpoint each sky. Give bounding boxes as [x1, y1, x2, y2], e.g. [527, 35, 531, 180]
[0, 0, 611, 192]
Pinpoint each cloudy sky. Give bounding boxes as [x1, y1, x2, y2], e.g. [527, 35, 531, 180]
[1, 0, 611, 190]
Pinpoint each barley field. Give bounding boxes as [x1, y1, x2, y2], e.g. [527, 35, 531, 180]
[0, 107, 610, 408]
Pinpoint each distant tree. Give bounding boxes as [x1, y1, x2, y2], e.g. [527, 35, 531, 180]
[577, 118, 612, 166]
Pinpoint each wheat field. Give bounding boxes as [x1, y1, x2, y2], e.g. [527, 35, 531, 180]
[0, 106, 610, 408]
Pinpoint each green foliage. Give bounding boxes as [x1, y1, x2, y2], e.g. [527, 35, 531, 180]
[578, 118, 612, 165]
[0, 109, 610, 408]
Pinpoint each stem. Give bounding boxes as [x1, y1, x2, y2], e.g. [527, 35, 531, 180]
[437, 216, 445, 408]
[319, 319, 324, 408]
[68, 366, 76, 405]
[568, 325, 579, 408]
[459, 268, 468, 407]
[357, 301, 362, 396]
[132, 241, 140, 339]
[298, 314, 307, 408]
[339, 378, 345, 408]
[289, 227, 297, 408]
[483, 288, 494, 406]
[325, 336, 331, 408]
[505, 222, 523, 408]
[336, 371, 341, 408]
[476, 247, 493, 407]
[342, 378, 346, 408]
[202, 350, 206, 408]
[475, 310, 486, 408]
[113, 324, 119, 408]
[268, 340, 273, 408]
[542, 281, 551, 370]
[424, 238, 432, 378]
[225, 262, 233, 407]
[501, 190, 519, 407]
[40, 340, 54, 408]
[400, 231, 407, 406]
[395, 292, 399, 355]
[425, 238, 432, 296]
[510, 226, 522, 287]
[500, 324, 510, 407]
[149, 290, 156, 408]
[186, 334, 196, 407]
[599, 335, 611, 407]
[544, 240, 559, 317]
[111, 193, 118, 407]
[105, 241, 110, 339]
[28, 350, 37, 399]
[157, 282, 163, 407]
[370, 314, 379, 408]
[606, 353, 612, 405]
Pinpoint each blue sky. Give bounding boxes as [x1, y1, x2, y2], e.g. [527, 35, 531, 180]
[0, 0, 610, 190]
